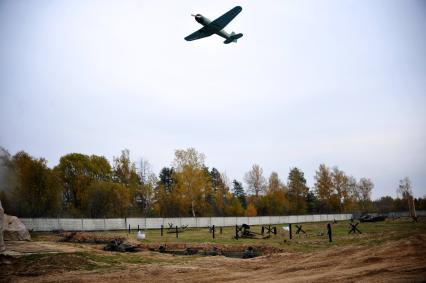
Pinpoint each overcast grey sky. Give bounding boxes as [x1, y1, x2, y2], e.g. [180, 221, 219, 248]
[1, 0, 425, 198]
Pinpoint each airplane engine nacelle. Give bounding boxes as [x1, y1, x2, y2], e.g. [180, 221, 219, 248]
[195, 14, 210, 26]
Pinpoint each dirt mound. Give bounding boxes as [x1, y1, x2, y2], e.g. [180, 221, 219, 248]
[59, 232, 124, 244]
[3, 232, 425, 282]
[0, 253, 96, 280]
[234, 234, 426, 282]
[4, 241, 84, 255]
[47, 234, 424, 282]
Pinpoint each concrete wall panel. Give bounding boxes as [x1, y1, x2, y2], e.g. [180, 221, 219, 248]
[305, 215, 314, 222]
[278, 216, 290, 224]
[180, 218, 196, 227]
[127, 218, 146, 229]
[269, 216, 280, 224]
[248, 217, 260, 226]
[146, 218, 163, 229]
[83, 219, 105, 231]
[288, 216, 298, 223]
[257, 216, 270, 225]
[197, 217, 211, 227]
[105, 219, 125, 230]
[295, 215, 302, 223]
[30, 218, 60, 231]
[163, 218, 180, 228]
[236, 217, 249, 225]
[210, 217, 225, 226]
[224, 217, 237, 226]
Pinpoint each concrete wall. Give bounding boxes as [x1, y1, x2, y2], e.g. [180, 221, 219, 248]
[21, 213, 354, 232]
[21, 211, 423, 232]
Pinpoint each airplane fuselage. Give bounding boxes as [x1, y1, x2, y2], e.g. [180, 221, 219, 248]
[194, 15, 231, 40]
[185, 6, 243, 44]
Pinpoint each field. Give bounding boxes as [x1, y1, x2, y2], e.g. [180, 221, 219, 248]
[1, 218, 426, 282]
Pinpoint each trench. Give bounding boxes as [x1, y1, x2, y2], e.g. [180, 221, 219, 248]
[157, 247, 261, 259]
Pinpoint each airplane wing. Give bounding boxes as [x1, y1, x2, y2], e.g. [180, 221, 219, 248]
[184, 26, 214, 41]
[209, 6, 242, 31]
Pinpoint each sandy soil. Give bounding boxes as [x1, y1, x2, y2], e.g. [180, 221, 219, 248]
[2, 234, 425, 283]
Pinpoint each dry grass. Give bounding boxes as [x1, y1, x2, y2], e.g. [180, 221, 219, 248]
[2, 217, 425, 282]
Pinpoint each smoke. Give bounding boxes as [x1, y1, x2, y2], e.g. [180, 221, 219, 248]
[0, 147, 19, 214]
[0, 146, 16, 196]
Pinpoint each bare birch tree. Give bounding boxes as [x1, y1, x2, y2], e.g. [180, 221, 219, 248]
[244, 164, 266, 197]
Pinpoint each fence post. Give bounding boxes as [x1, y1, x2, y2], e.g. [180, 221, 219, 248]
[176, 225, 178, 238]
[327, 223, 332, 242]
[212, 225, 215, 239]
[161, 225, 163, 236]
[289, 223, 292, 239]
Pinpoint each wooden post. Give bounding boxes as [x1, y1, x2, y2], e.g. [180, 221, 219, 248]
[235, 225, 239, 240]
[137, 225, 139, 232]
[212, 225, 215, 239]
[261, 226, 264, 235]
[273, 227, 277, 235]
[161, 225, 163, 236]
[289, 224, 292, 239]
[269, 225, 271, 235]
[176, 225, 178, 238]
[128, 224, 130, 234]
[327, 223, 332, 242]
[220, 227, 222, 234]
[409, 195, 417, 221]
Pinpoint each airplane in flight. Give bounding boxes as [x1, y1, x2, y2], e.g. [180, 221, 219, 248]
[184, 6, 243, 44]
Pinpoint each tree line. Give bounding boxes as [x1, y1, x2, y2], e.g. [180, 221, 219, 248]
[0, 147, 424, 218]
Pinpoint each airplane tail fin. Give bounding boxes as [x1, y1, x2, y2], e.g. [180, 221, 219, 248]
[224, 32, 243, 44]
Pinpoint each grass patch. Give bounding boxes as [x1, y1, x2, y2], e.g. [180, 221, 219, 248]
[31, 217, 426, 254]
[75, 251, 194, 266]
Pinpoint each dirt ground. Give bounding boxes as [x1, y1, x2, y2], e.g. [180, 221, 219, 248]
[1, 221, 426, 282]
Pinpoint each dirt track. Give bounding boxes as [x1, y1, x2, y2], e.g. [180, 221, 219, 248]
[2, 234, 425, 283]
